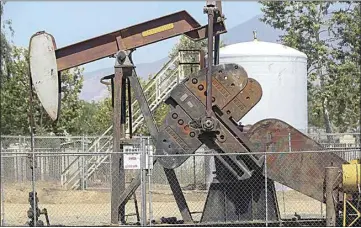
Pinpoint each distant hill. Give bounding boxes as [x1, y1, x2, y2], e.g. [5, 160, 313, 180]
[80, 15, 283, 101]
[222, 14, 283, 45]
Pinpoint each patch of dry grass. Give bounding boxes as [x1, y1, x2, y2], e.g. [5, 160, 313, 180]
[1, 181, 325, 226]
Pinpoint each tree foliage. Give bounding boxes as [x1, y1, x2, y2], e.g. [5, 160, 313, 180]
[0, 45, 85, 135]
[0, 1, 14, 81]
[260, 1, 360, 133]
[1, 3, 86, 136]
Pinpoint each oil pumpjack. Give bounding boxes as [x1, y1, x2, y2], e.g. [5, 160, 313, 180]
[28, 1, 360, 226]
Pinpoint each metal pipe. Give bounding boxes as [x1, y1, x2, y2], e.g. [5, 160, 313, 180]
[193, 155, 196, 187]
[265, 152, 268, 226]
[147, 137, 153, 226]
[325, 166, 339, 227]
[1, 145, 5, 226]
[214, 34, 220, 65]
[214, 1, 222, 66]
[81, 136, 85, 190]
[127, 77, 133, 139]
[140, 137, 147, 226]
[205, 7, 214, 117]
[28, 65, 37, 227]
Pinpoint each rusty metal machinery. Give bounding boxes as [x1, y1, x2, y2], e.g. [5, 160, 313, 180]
[341, 160, 361, 227]
[26, 192, 50, 227]
[29, 2, 226, 225]
[28, 9, 226, 122]
[154, 61, 349, 224]
[343, 160, 361, 194]
[321, 160, 360, 227]
[28, 1, 359, 227]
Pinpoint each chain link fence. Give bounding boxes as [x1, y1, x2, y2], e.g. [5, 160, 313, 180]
[1, 133, 360, 226]
[147, 151, 360, 226]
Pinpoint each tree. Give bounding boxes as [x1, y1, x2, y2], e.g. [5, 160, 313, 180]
[72, 100, 100, 135]
[93, 95, 113, 135]
[49, 67, 85, 135]
[0, 1, 14, 81]
[1, 47, 31, 135]
[0, 46, 85, 135]
[259, 1, 360, 133]
[89, 77, 155, 136]
[326, 3, 360, 132]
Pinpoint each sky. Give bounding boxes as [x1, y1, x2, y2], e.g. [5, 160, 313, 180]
[3, 1, 262, 73]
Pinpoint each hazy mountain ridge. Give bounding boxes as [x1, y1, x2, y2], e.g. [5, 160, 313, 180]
[80, 57, 169, 101]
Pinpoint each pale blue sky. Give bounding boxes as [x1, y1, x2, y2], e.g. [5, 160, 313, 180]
[3, 1, 261, 73]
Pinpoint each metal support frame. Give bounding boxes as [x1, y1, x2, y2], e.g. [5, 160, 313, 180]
[111, 50, 133, 225]
[28, 62, 38, 227]
[343, 192, 361, 227]
[28, 2, 227, 225]
[140, 137, 147, 226]
[106, 50, 195, 224]
[325, 167, 339, 227]
[127, 78, 133, 139]
[125, 55, 194, 223]
[204, 2, 215, 118]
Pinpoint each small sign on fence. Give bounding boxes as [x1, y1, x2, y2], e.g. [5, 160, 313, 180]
[124, 154, 141, 169]
[124, 145, 153, 170]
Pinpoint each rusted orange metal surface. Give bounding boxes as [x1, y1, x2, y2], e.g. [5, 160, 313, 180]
[55, 10, 226, 71]
[247, 119, 347, 202]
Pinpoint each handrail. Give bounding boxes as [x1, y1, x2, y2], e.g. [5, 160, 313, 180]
[131, 68, 179, 119]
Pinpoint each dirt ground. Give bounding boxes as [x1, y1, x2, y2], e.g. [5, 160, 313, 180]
[1, 181, 325, 226]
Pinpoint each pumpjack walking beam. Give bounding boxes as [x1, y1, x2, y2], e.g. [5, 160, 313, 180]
[29, 10, 226, 123]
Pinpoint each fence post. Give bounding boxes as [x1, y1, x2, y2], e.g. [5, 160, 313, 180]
[140, 136, 147, 226]
[147, 137, 153, 226]
[18, 135, 22, 181]
[193, 155, 196, 187]
[85, 136, 89, 189]
[264, 151, 268, 227]
[325, 167, 339, 227]
[1, 148, 5, 226]
[40, 145, 44, 181]
[81, 135, 85, 190]
[14, 137, 18, 181]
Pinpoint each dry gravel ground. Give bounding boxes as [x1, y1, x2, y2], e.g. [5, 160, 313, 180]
[1, 181, 326, 226]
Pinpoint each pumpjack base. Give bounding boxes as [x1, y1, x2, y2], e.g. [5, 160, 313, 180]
[200, 172, 280, 224]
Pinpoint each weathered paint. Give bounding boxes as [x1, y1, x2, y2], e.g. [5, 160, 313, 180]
[29, 32, 59, 121]
[247, 118, 347, 202]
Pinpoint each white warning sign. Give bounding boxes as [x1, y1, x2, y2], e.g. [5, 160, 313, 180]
[123, 145, 153, 170]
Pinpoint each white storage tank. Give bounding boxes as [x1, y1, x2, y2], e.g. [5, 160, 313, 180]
[218, 38, 308, 133]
